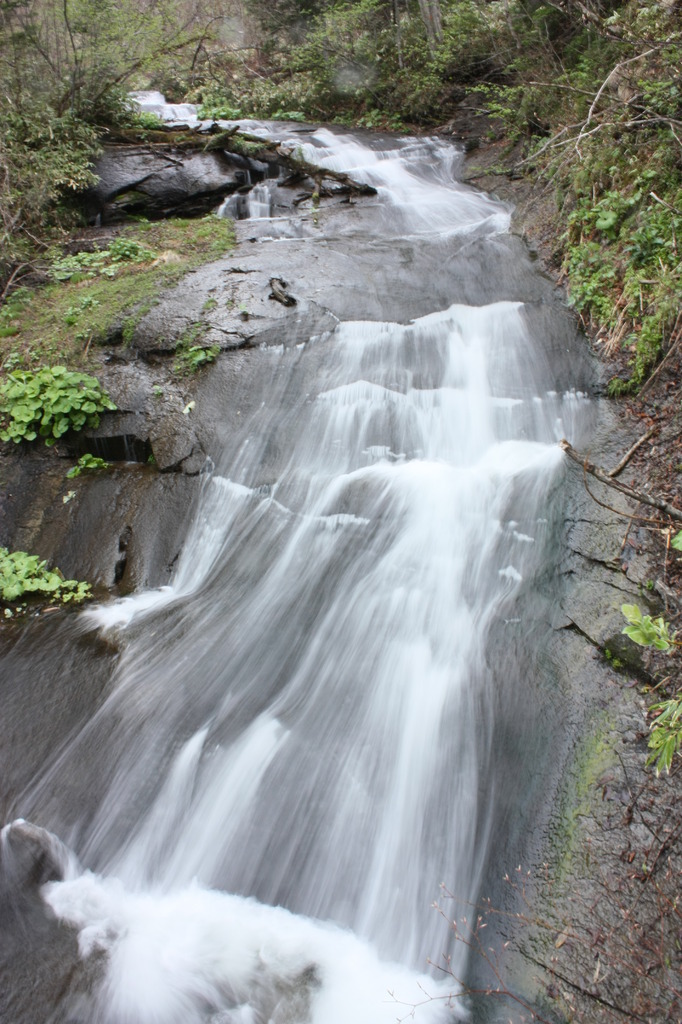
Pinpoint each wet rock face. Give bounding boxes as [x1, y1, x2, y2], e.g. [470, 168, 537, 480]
[86, 146, 263, 222]
[0, 822, 103, 1024]
[1, 820, 75, 892]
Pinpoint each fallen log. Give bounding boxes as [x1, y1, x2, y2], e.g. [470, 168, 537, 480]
[276, 144, 377, 196]
[222, 131, 377, 196]
[559, 439, 682, 523]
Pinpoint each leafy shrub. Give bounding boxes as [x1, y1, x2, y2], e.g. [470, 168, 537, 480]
[198, 102, 244, 120]
[107, 237, 156, 264]
[271, 110, 307, 122]
[0, 106, 102, 292]
[130, 110, 166, 131]
[50, 238, 156, 282]
[0, 547, 91, 606]
[0, 366, 116, 445]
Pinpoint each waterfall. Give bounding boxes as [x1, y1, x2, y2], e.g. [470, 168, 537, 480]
[1, 104, 595, 1024]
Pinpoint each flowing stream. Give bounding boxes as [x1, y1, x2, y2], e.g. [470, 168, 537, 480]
[1, 108, 596, 1023]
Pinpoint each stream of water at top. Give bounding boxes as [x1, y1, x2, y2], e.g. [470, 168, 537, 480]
[1, 100, 596, 1023]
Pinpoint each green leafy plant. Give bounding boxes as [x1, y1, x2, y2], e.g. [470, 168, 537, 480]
[107, 237, 156, 264]
[646, 698, 682, 776]
[130, 110, 166, 131]
[0, 547, 91, 606]
[64, 295, 101, 325]
[50, 250, 113, 282]
[671, 531, 682, 552]
[271, 110, 307, 123]
[174, 344, 220, 374]
[50, 238, 156, 282]
[0, 366, 116, 445]
[66, 453, 111, 478]
[621, 603, 681, 774]
[621, 603, 674, 650]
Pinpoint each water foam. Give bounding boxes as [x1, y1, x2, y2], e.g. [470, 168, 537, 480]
[45, 873, 459, 1024]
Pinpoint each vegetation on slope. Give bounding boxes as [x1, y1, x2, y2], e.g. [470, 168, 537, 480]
[0, 0, 220, 288]
[196, 0, 681, 395]
[0, 217, 235, 371]
[3, 1, 680, 397]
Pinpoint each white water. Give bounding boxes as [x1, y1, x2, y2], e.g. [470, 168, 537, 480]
[8, 99, 593, 1023]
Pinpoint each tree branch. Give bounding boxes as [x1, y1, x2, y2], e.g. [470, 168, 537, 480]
[608, 425, 658, 478]
[559, 439, 682, 523]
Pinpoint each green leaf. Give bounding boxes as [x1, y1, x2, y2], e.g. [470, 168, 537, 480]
[621, 604, 642, 624]
[595, 209, 618, 232]
[11, 404, 36, 422]
[623, 624, 649, 645]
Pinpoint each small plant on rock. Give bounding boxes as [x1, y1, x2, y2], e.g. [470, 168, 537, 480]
[0, 547, 91, 608]
[647, 698, 682, 776]
[50, 238, 156, 281]
[621, 603, 674, 651]
[66, 453, 111, 478]
[621, 603, 681, 775]
[174, 344, 220, 374]
[0, 366, 116, 445]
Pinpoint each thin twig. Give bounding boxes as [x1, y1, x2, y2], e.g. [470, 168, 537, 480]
[0, 261, 31, 304]
[524, 954, 649, 1022]
[650, 191, 682, 217]
[620, 515, 635, 553]
[608, 424, 658, 477]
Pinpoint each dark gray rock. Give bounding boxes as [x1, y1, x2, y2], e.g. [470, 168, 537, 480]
[86, 145, 250, 221]
[1, 820, 75, 891]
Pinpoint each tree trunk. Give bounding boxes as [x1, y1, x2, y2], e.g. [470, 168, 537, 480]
[416, 0, 442, 55]
[392, 0, 403, 69]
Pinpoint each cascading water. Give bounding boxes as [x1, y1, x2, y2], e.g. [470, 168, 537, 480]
[219, 182, 273, 220]
[0, 107, 596, 1024]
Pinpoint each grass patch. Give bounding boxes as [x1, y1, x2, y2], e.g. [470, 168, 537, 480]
[0, 216, 235, 371]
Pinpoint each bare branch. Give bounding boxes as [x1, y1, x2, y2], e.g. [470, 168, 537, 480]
[576, 48, 657, 153]
[608, 425, 658, 478]
[559, 439, 682, 523]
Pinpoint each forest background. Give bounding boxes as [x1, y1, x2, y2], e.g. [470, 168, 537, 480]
[1, 0, 681, 396]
